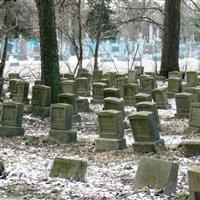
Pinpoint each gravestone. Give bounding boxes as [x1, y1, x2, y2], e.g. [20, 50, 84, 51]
[183, 87, 200, 102]
[77, 98, 90, 112]
[128, 111, 165, 152]
[8, 73, 20, 80]
[31, 85, 51, 118]
[9, 79, 20, 98]
[128, 70, 138, 83]
[63, 73, 74, 80]
[136, 101, 160, 129]
[175, 93, 192, 118]
[135, 157, 179, 195]
[103, 72, 116, 86]
[182, 140, 200, 157]
[115, 77, 128, 97]
[167, 77, 182, 98]
[95, 110, 126, 151]
[75, 77, 90, 97]
[168, 71, 182, 79]
[140, 76, 156, 94]
[188, 167, 200, 200]
[187, 71, 198, 87]
[49, 103, 77, 143]
[0, 102, 24, 137]
[58, 93, 81, 123]
[103, 88, 120, 99]
[93, 70, 103, 82]
[61, 80, 75, 94]
[145, 72, 156, 77]
[189, 103, 200, 131]
[0, 78, 4, 98]
[152, 87, 170, 109]
[135, 66, 144, 76]
[50, 157, 87, 181]
[135, 92, 152, 104]
[91, 82, 107, 104]
[13, 80, 29, 104]
[123, 83, 140, 106]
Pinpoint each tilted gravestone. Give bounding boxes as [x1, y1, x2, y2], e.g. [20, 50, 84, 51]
[31, 85, 51, 118]
[75, 77, 90, 97]
[0, 102, 24, 137]
[128, 111, 165, 153]
[167, 77, 182, 98]
[91, 82, 107, 104]
[152, 87, 170, 109]
[135, 92, 152, 104]
[13, 80, 29, 104]
[61, 80, 76, 94]
[103, 88, 120, 99]
[188, 167, 200, 200]
[50, 157, 87, 181]
[49, 103, 77, 144]
[77, 98, 90, 113]
[95, 110, 126, 151]
[135, 157, 179, 195]
[175, 92, 192, 118]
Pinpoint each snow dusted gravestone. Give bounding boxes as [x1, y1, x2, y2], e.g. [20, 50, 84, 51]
[128, 111, 165, 153]
[75, 77, 90, 97]
[103, 88, 120, 99]
[140, 75, 156, 94]
[49, 103, 77, 144]
[103, 72, 116, 86]
[186, 71, 198, 87]
[135, 92, 152, 104]
[128, 70, 138, 83]
[61, 80, 76, 94]
[9, 79, 20, 98]
[175, 92, 192, 118]
[123, 83, 140, 106]
[31, 85, 51, 118]
[96, 110, 126, 151]
[13, 80, 29, 104]
[135, 157, 179, 195]
[167, 77, 182, 98]
[115, 77, 128, 97]
[188, 167, 200, 200]
[152, 87, 170, 109]
[91, 82, 107, 104]
[0, 102, 24, 137]
[50, 157, 87, 181]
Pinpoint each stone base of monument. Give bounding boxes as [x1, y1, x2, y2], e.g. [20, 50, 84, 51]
[12, 97, 29, 105]
[184, 127, 200, 134]
[95, 138, 126, 151]
[49, 129, 77, 144]
[90, 99, 104, 104]
[175, 113, 189, 119]
[132, 139, 166, 153]
[157, 104, 171, 109]
[167, 92, 176, 98]
[124, 100, 136, 106]
[72, 114, 81, 123]
[0, 125, 24, 137]
[31, 106, 50, 118]
[182, 140, 200, 157]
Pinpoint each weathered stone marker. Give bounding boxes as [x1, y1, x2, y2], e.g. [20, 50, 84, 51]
[128, 70, 138, 83]
[95, 110, 126, 151]
[167, 77, 182, 98]
[135, 92, 152, 104]
[168, 71, 182, 79]
[123, 83, 139, 106]
[187, 71, 198, 87]
[9, 79, 20, 98]
[0, 102, 24, 137]
[128, 111, 165, 153]
[103, 88, 120, 99]
[93, 70, 103, 82]
[49, 103, 77, 144]
[61, 80, 76, 94]
[50, 157, 87, 181]
[140, 75, 156, 94]
[189, 103, 200, 131]
[91, 82, 107, 104]
[182, 140, 200, 157]
[77, 98, 90, 113]
[135, 157, 179, 195]
[115, 77, 128, 97]
[75, 77, 90, 97]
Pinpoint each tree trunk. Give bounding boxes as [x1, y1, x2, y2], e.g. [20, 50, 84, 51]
[160, 0, 181, 78]
[35, 0, 61, 103]
[0, 34, 8, 77]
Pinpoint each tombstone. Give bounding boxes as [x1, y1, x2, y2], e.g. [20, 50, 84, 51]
[187, 71, 198, 87]
[103, 72, 116, 86]
[96, 79, 110, 87]
[50, 157, 87, 181]
[13, 80, 29, 104]
[128, 111, 166, 152]
[115, 77, 128, 97]
[188, 103, 200, 132]
[58, 93, 81, 123]
[103, 88, 120, 99]
[9, 79, 20, 98]
[62, 73, 74, 80]
[182, 140, 200, 157]
[128, 70, 138, 83]
[61, 80, 76, 94]
[91, 82, 107, 104]
[135, 92, 152, 104]
[8, 73, 20, 80]
[77, 98, 90, 113]
[123, 83, 140, 106]
[75, 77, 90, 97]
[49, 103, 77, 143]
[0, 102, 24, 137]
[95, 110, 126, 151]
[93, 70, 103, 82]
[140, 76, 156, 93]
[168, 71, 182, 79]
[145, 72, 156, 77]
[175, 93, 192, 118]
[136, 101, 160, 129]
[135, 66, 144, 76]
[188, 167, 200, 200]
[31, 85, 51, 118]
[135, 157, 179, 195]
[0, 78, 4, 98]
[152, 87, 170, 109]
[167, 77, 182, 98]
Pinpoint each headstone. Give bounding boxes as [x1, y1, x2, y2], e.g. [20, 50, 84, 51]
[103, 88, 120, 99]
[96, 79, 110, 87]
[135, 66, 144, 76]
[103, 72, 116, 86]
[115, 77, 128, 97]
[152, 87, 170, 109]
[183, 87, 200, 102]
[77, 98, 90, 113]
[188, 167, 200, 200]
[135, 92, 152, 104]
[49, 103, 77, 143]
[175, 92, 192, 118]
[140, 76, 156, 93]
[62, 73, 74, 80]
[168, 71, 182, 79]
[0, 78, 4, 98]
[9, 79, 20, 98]
[95, 110, 126, 151]
[189, 103, 200, 131]
[75, 77, 90, 97]
[91, 82, 107, 104]
[50, 157, 87, 181]
[182, 140, 200, 157]
[135, 157, 179, 195]
[128, 70, 138, 83]
[0, 102, 24, 137]
[61, 80, 75, 94]
[123, 83, 140, 106]
[167, 77, 182, 98]
[8, 73, 20, 80]
[187, 71, 198, 87]
[128, 111, 165, 152]
[93, 70, 103, 82]
[13, 80, 29, 104]
[31, 85, 51, 118]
